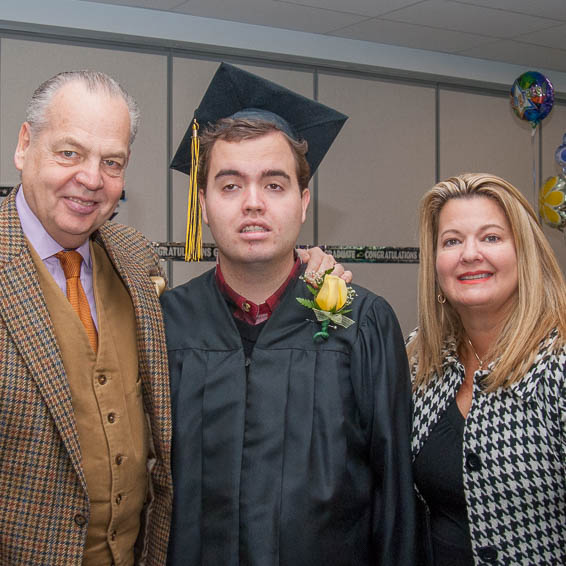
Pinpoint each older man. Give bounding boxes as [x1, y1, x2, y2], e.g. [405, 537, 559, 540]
[0, 69, 341, 566]
[163, 63, 416, 566]
[0, 70, 172, 565]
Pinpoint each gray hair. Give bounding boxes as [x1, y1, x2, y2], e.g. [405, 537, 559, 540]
[25, 70, 140, 145]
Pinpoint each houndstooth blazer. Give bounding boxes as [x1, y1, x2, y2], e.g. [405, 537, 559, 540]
[411, 330, 566, 566]
[0, 190, 172, 565]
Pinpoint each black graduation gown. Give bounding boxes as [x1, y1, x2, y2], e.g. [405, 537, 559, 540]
[162, 268, 416, 566]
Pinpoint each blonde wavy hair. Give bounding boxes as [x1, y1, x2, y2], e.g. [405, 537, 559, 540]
[408, 173, 566, 391]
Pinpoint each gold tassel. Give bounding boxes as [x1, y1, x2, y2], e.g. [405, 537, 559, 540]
[185, 118, 202, 261]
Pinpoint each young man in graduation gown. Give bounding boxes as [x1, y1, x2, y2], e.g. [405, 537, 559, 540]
[163, 63, 417, 566]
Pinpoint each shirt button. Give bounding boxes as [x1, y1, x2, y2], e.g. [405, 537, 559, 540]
[478, 546, 498, 562]
[466, 452, 482, 471]
[97, 374, 107, 385]
[242, 302, 251, 312]
[74, 513, 87, 527]
[110, 530, 117, 541]
[115, 454, 124, 465]
[107, 412, 116, 423]
[115, 493, 122, 505]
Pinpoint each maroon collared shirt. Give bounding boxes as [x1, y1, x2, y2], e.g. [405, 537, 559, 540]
[215, 258, 302, 326]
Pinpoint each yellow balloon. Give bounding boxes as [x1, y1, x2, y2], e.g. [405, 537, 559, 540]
[539, 175, 566, 231]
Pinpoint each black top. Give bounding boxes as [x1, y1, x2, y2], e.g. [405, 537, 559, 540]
[232, 315, 265, 359]
[414, 399, 474, 566]
[162, 267, 417, 566]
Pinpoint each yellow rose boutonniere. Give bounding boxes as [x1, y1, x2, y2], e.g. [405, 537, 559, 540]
[297, 269, 356, 342]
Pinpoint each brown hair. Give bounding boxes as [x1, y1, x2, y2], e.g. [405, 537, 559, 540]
[197, 117, 310, 191]
[408, 173, 566, 391]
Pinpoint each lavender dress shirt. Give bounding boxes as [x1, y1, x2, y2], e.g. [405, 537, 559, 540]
[15, 186, 98, 329]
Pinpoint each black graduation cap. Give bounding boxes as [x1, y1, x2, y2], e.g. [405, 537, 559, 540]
[170, 62, 348, 261]
[171, 62, 348, 178]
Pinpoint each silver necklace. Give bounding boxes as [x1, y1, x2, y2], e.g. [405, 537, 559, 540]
[467, 338, 484, 369]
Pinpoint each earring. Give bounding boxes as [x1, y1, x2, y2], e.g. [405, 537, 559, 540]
[437, 293, 446, 304]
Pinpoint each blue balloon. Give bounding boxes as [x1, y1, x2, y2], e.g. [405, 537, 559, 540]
[510, 71, 554, 127]
[555, 133, 566, 175]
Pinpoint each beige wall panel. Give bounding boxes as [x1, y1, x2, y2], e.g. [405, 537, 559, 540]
[350, 263, 419, 335]
[540, 103, 566, 274]
[440, 91, 565, 274]
[171, 58, 314, 288]
[0, 38, 167, 242]
[439, 89, 537, 201]
[541, 103, 566, 181]
[439, 90, 536, 190]
[317, 73, 435, 335]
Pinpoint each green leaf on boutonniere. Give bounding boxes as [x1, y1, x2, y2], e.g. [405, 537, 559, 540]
[306, 284, 318, 296]
[297, 297, 316, 309]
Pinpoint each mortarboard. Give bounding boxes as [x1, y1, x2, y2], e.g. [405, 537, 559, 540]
[171, 62, 348, 261]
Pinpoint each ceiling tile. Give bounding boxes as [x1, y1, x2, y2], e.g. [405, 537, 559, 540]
[275, 0, 424, 18]
[331, 18, 495, 53]
[519, 24, 566, 49]
[458, 39, 566, 73]
[65, 0, 566, 76]
[79, 0, 185, 9]
[450, 0, 566, 21]
[383, 0, 559, 39]
[171, 0, 365, 33]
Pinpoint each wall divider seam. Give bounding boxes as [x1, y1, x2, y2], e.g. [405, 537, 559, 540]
[313, 67, 318, 247]
[539, 122, 543, 195]
[0, 37, 2, 185]
[166, 51, 173, 283]
[435, 83, 440, 184]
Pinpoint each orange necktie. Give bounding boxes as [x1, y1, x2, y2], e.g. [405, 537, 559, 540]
[55, 250, 98, 353]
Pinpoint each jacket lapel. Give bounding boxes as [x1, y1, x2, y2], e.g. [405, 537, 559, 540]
[94, 226, 170, 452]
[94, 227, 154, 372]
[411, 347, 463, 459]
[0, 191, 86, 490]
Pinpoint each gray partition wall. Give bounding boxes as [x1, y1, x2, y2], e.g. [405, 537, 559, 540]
[317, 72, 436, 334]
[0, 38, 168, 243]
[541, 103, 566, 269]
[1, 34, 565, 334]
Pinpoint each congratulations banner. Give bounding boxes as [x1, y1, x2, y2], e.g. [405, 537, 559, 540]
[152, 243, 419, 264]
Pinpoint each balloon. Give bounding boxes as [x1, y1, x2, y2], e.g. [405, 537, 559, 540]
[510, 71, 554, 127]
[539, 175, 566, 232]
[555, 134, 566, 176]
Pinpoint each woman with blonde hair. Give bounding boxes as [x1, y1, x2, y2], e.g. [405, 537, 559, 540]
[408, 173, 566, 566]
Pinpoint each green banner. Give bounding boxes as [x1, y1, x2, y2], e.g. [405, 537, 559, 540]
[152, 243, 419, 264]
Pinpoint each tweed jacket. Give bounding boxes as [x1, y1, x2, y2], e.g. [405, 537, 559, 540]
[0, 190, 172, 565]
[411, 330, 566, 566]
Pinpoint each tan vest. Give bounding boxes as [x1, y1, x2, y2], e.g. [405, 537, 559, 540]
[30, 241, 148, 566]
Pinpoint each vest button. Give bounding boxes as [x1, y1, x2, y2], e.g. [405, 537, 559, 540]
[115, 454, 124, 465]
[97, 374, 107, 385]
[478, 546, 498, 562]
[107, 412, 116, 423]
[466, 452, 481, 471]
[110, 530, 117, 541]
[74, 513, 87, 527]
[115, 493, 122, 505]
